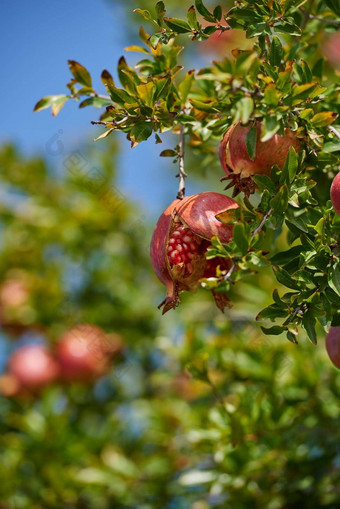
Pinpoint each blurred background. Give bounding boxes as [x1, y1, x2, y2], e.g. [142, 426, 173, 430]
[1, 1, 340, 507]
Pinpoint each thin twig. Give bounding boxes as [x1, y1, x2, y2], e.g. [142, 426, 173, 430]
[176, 125, 187, 200]
[328, 125, 340, 140]
[309, 15, 340, 26]
[91, 116, 129, 127]
[252, 208, 273, 238]
[224, 260, 236, 283]
[301, 0, 314, 29]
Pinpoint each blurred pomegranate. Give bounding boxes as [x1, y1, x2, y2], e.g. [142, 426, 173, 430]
[7, 344, 59, 392]
[57, 324, 122, 382]
[150, 192, 239, 313]
[323, 32, 340, 69]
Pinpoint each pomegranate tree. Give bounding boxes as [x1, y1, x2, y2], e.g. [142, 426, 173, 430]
[219, 121, 301, 196]
[150, 192, 239, 313]
[35, 0, 339, 345]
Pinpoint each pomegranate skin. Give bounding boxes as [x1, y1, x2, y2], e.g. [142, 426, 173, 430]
[150, 199, 180, 287]
[330, 173, 340, 216]
[176, 192, 238, 244]
[57, 324, 120, 382]
[326, 326, 340, 369]
[219, 121, 300, 196]
[150, 192, 239, 313]
[8, 344, 59, 390]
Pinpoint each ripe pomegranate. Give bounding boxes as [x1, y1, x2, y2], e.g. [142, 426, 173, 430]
[150, 192, 239, 313]
[219, 121, 301, 196]
[330, 173, 340, 215]
[7, 344, 59, 392]
[326, 326, 340, 369]
[57, 324, 122, 382]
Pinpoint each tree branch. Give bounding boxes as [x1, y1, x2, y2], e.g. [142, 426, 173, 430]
[252, 208, 273, 238]
[176, 125, 187, 200]
[328, 125, 340, 140]
[309, 15, 340, 26]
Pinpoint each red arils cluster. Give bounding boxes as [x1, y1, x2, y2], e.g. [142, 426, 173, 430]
[167, 225, 200, 275]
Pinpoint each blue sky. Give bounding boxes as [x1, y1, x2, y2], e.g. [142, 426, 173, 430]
[0, 0, 202, 217]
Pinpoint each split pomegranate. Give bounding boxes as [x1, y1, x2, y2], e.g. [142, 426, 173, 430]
[150, 192, 239, 313]
[7, 344, 59, 392]
[57, 324, 122, 382]
[330, 173, 340, 216]
[326, 326, 340, 369]
[219, 121, 301, 196]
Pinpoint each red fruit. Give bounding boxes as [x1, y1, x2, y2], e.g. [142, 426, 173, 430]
[57, 324, 122, 382]
[326, 326, 340, 369]
[8, 344, 59, 391]
[330, 173, 340, 215]
[150, 192, 239, 314]
[219, 121, 300, 196]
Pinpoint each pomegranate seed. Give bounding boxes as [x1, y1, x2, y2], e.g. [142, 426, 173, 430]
[167, 225, 200, 274]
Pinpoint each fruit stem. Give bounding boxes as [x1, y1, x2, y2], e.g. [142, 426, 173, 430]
[176, 125, 187, 200]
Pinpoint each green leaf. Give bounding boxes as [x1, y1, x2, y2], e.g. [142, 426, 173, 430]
[292, 82, 317, 100]
[136, 81, 154, 107]
[133, 8, 158, 26]
[164, 17, 192, 33]
[261, 115, 280, 142]
[155, 1, 166, 25]
[124, 45, 150, 54]
[233, 223, 250, 256]
[129, 121, 153, 147]
[179, 70, 195, 102]
[269, 36, 283, 67]
[195, 0, 216, 22]
[274, 22, 301, 36]
[245, 125, 257, 161]
[261, 325, 286, 335]
[270, 245, 303, 265]
[264, 84, 279, 107]
[325, 0, 340, 15]
[253, 175, 277, 195]
[275, 268, 301, 290]
[106, 84, 135, 105]
[153, 77, 171, 102]
[101, 70, 114, 86]
[311, 112, 338, 128]
[213, 5, 222, 21]
[94, 128, 115, 141]
[160, 149, 177, 157]
[33, 95, 69, 116]
[68, 60, 92, 87]
[187, 6, 199, 29]
[329, 262, 340, 297]
[302, 309, 317, 344]
[79, 97, 112, 109]
[285, 146, 299, 184]
[237, 97, 254, 124]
